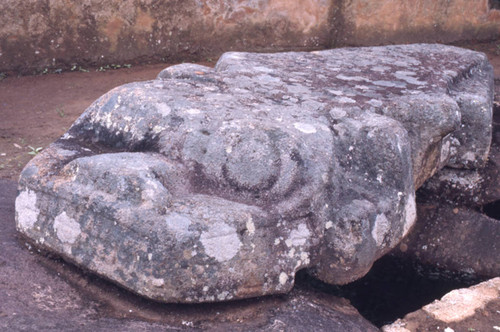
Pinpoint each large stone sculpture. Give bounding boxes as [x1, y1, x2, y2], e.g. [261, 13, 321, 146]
[15, 44, 493, 303]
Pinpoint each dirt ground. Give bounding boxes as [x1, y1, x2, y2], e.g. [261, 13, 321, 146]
[1, 41, 500, 181]
[0, 61, 213, 180]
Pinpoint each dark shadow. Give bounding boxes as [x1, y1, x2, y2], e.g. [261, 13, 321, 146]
[482, 200, 500, 220]
[490, 0, 500, 10]
[297, 255, 488, 327]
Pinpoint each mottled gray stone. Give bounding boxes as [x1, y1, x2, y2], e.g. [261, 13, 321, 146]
[392, 203, 500, 278]
[16, 44, 493, 303]
[0, 178, 375, 332]
[419, 103, 500, 207]
[401, 104, 500, 279]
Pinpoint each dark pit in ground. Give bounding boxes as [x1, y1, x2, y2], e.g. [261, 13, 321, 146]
[297, 255, 488, 327]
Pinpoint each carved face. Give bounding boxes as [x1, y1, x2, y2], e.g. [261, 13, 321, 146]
[16, 44, 492, 302]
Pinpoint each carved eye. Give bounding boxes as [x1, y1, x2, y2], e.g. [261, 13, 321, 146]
[187, 124, 303, 197]
[224, 135, 280, 191]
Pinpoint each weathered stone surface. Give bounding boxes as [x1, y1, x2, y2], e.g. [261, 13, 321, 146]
[392, 203, 500, 278]
[419, 103, 500, 207]
[342, 0, 500, 46]
[381, 277, 500, 332]
[16, 44, 493, 302]
[395, 105, 500, 278]
[3, 0, 500, 74]
[0, 0, 332, 74]
[1, 178, 378, 332]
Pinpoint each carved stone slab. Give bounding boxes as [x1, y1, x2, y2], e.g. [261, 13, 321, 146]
[16, 44, 493, 303]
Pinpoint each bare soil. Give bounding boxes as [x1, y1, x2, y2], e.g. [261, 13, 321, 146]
[0, 61, 213, 180]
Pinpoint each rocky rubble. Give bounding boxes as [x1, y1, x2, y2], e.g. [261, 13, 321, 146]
[15, 44, 494, 303]
[382, 277, 500, 332]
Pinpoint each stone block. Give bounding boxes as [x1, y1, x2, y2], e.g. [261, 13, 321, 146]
[16, 44, 493, 302]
